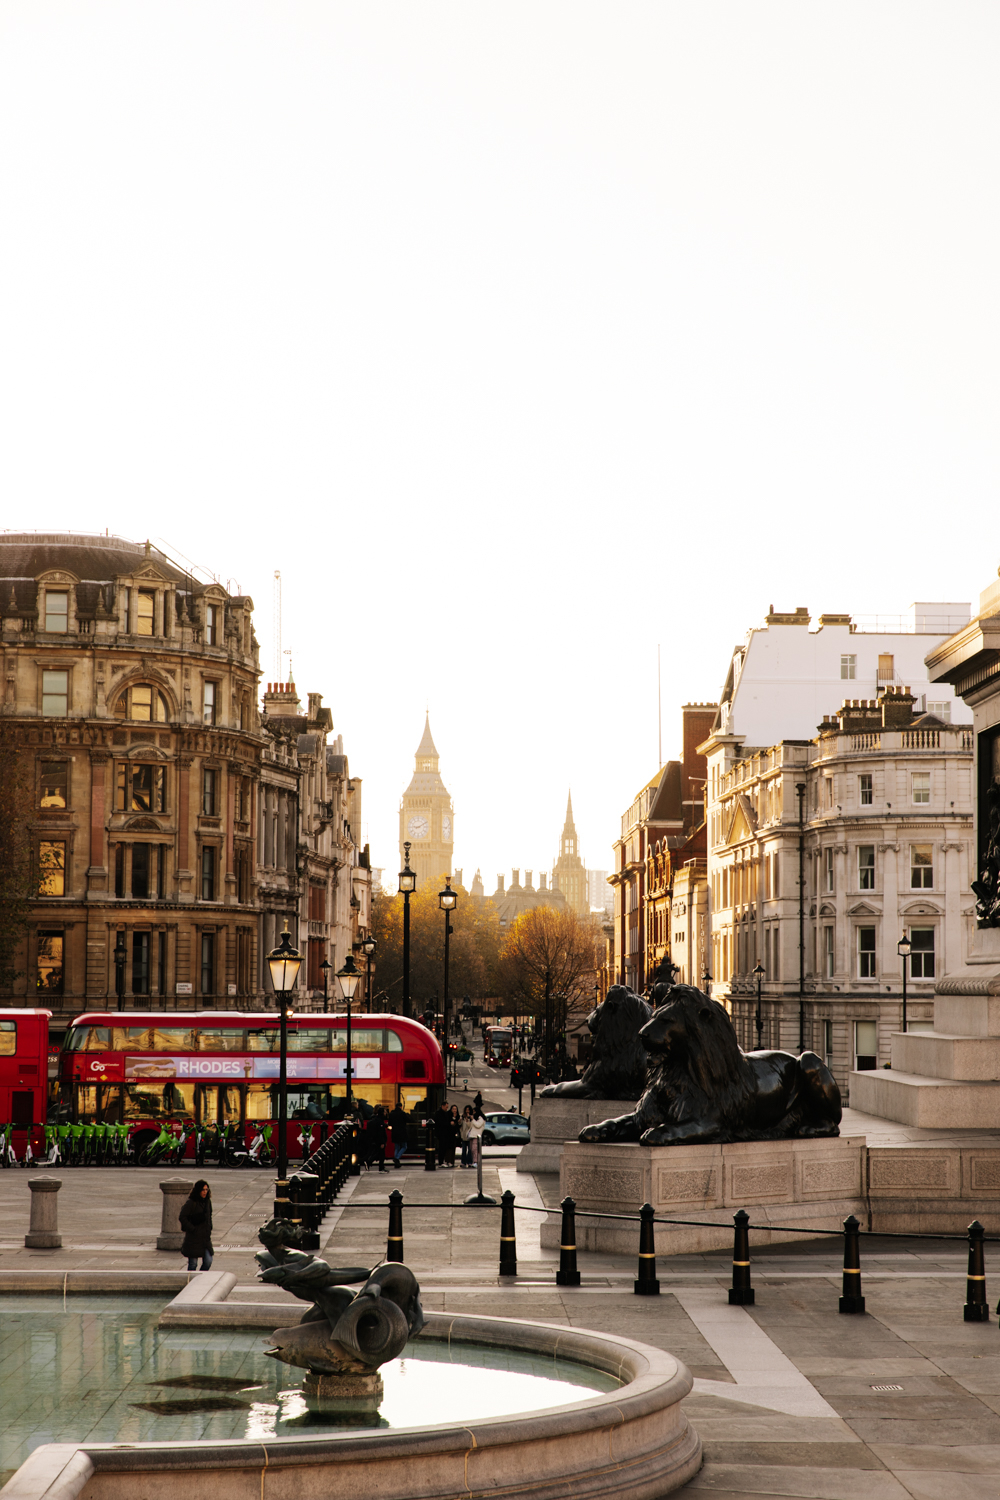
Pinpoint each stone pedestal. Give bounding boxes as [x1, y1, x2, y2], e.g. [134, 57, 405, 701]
[517, 1097, 637, 1175]
[542, 1137, 866, 1255]
[156, 1179, 194, 1252]
[302, 1368, 384, 1415]
[25, 1178, 62, 1248]
[851, 970, 1000, 1126]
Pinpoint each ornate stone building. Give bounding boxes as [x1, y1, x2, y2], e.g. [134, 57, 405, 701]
[398, 715, 453, 889]
[1, 532, 372, 1034]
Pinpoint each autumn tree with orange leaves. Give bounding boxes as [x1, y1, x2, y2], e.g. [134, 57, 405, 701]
[496, 905, 602, 1066]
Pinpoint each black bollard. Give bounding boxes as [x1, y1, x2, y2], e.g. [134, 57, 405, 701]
[387, 1189, 404, 1263]
[634, 1202, 660, 1296]
[728, 1209, 755, 1305]
[424, 1118, 437, 1172]
[555, 1196, 581, 1287]
[273, 1177, 291, 1223]
[965, 1219, 990, 1322]
[499, 1189, 517, 1277]
[838, 1214, 866, 1314]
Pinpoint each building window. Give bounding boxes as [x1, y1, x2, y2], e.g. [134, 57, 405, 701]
[308, 938, 324, 990]
[44, 591, 69, 632]
[855, 1019, 878, 1070]
[205, 604, 219, 646]
[203, 768, 217, 816]
[132, 932, 150, 995]
[859, 773, 873, 806]
[309, 884, 325, 922]
[203, 681, 217, 726]
[156, 930, 167, 994]
[858, 845, 875, 890]
[115, 762, 166, 813]
[910, 927, 935, 979]
[823, 1019, 834, 1070]
[841, 655, 856, 680]
[41, 669, 68, 717]
[114, 844, 125, 898]
[824, 848, 834, 892]
[38, 840, 66, 896]
[235, 844, 250, 905]
[200, 932, 215, 995]
[136, 590, 155, 637]
[131, 844, 150, 901]
[201, 846, 217, 901]
[40, 761, 68, 809]
[824, 777, 834, 809]
[823, 925, 834, 977]
[858, 926, 877, 978]
[112, 684, 169, 722]
[927, 701, 951, 723]
[37, 931, 64, 994]
[877, 654, 895, 685]
[772, 929, 779, 981]
[912, 772, 930, 805]
[911, 845, 933, 889]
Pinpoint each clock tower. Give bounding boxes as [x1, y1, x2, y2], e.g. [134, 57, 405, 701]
[399, 714, 454, 889]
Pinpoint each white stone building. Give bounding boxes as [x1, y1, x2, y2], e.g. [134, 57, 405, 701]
[700, 688, 975, 1098]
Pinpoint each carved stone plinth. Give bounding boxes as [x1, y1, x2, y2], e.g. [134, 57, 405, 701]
[517, 1098, 637, 1175]
[303, 1368, 384, 1414]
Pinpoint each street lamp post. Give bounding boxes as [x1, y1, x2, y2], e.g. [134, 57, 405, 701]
[320, 958, 332, 1015]
[399, 843, 417, 1019]
[359, 934, 376, 1012]
[897, 933, 911, 1035]
[266, 924, 303, 1193]
[752, 961, 765, 1050]
[337, 955, 362, 1109]
[114, 931, 127, 1012]
[702, 967, 712, 1000]
[439, 877, 458, 1087]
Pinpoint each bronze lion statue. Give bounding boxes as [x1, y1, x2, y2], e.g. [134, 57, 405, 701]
[541, 984, 651, 1100]
[579, 984, 841, 1145]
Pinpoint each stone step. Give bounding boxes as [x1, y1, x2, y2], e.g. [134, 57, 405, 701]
[850, 1067, 1000, 1128]
[890, 1030, 1000, 1081]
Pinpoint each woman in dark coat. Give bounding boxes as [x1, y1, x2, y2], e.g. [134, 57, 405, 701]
[179, 1180, 213, 1270]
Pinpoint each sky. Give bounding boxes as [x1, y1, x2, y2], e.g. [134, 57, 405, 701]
[1, 3, 998, 892]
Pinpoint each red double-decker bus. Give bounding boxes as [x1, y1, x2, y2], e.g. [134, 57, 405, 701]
[0, 1009, 50, 1150]
[58, 1011, 445, 1157]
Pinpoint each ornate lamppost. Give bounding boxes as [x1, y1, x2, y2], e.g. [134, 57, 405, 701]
[358, 933, 376, 1011]
[399, 843, 416, 1018]
[898, 933, 911, 1035]
[266, 924, 303, 1191]
[320, 957, 332, 1015]
[702, 967, 712, 1000]
[752, 961, 765, 1050]
[337, 953, 362, 1176]
[439, 877, 458, 1086]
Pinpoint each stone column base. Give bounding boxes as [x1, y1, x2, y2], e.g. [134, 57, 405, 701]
[303, 1369, 384, 1414]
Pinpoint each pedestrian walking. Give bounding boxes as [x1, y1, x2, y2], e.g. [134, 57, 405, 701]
[467, 1105, 486, 1170]
[180, 1180, 214, 1271]
[387, 1103, 408, 1168]
[368, 1107, 388, 1172]
[447, 1104, 460, 1168]
[435, 1103, 454, 1167]
[460, 1105, 474, 1167]
[473, 1090, 483, 1113]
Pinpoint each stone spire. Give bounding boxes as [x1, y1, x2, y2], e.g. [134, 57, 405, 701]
[561, 790, 578, 855]
[416, 712, 438, 761]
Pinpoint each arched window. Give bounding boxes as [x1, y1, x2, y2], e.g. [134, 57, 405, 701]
[112, 684, 170, 722]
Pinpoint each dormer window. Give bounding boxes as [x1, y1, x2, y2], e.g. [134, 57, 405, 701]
[112, 684, 170, 722]
[205, 603, 219, 646]
[44, 591, 68, 632]
[137, 590, 155, 637]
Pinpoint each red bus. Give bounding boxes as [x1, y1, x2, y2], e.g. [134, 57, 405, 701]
[58, 1011, 445, 1157]
[484, 1025, 513, 1068]
[0, 1009, 50, 1150]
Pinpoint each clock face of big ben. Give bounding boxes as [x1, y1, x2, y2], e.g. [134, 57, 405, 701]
[408, 814, 430, 839]
[442, 815, 451, 840]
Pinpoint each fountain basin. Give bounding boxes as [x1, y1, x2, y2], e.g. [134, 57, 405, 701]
[0, 1298, 701, 1500]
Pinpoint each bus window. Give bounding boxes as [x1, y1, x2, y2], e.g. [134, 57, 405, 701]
[0, 1021, 15, 1056]
[328, 1029, 384, 1052]
[288, 1030, 332, 1052]
[246, 1028, 280, 1053]
[193, 1029, 246, 1053]
[399, 1087, 427, 1112]
[245, 1083, 273, 1120]
[287, 1088, 328, 1117]
[197, 1083, 242, 1125]
[385, 1031, 403, 1052]
[124, 1082, 195, 1120]
[64, 1026, 110, 1053]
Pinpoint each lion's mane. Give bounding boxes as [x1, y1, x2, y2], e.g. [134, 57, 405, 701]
[632, 986, 755, 1134]
[540, 985, 651, 1099]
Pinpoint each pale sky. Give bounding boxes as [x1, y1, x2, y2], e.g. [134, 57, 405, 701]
[1, 3, 998, 892]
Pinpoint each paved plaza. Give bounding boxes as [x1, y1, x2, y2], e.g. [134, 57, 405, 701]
[2, 1156, 999, 1499]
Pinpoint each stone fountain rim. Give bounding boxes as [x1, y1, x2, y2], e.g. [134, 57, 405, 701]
[0, 1296, 700, 1500]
